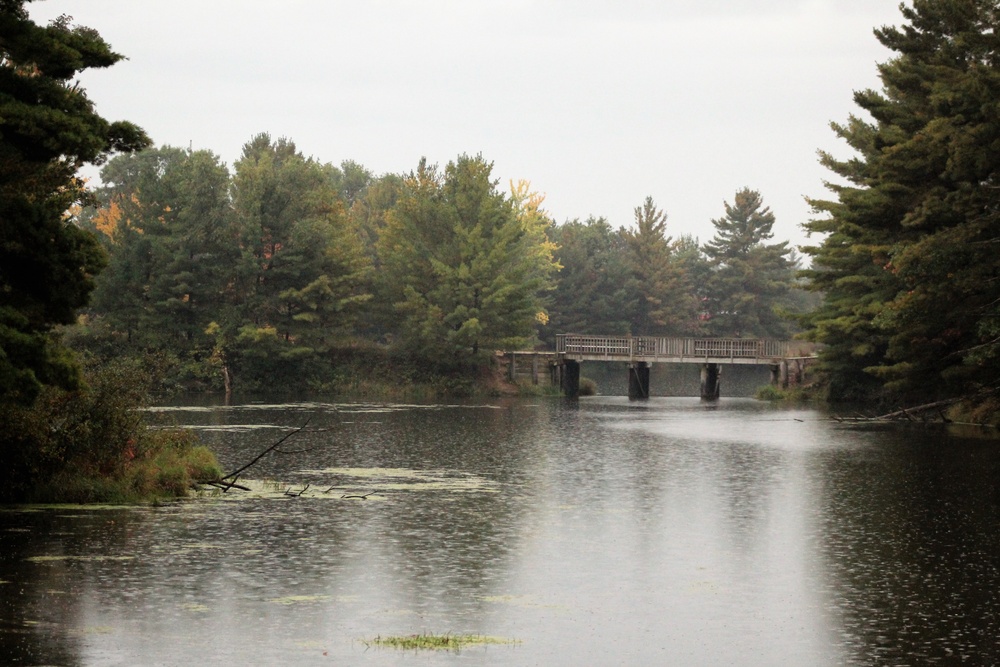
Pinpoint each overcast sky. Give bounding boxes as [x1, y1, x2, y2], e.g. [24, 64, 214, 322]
[30, 0, 904, 249]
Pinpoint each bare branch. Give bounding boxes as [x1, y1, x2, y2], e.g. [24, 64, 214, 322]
[221, 419, 312, 481]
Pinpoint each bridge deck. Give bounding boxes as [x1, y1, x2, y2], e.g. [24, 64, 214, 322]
[555, 334, 789, 365]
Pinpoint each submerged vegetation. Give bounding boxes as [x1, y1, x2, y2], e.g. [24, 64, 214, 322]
[363, 633, 519, 651]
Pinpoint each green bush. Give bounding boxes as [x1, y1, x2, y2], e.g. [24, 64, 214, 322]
[0, 358, 220, 504]
[755, 384, 785, 401]
[754, 383, 822, 403]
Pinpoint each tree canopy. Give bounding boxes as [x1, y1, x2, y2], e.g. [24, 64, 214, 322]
[377, 155, 558, 364]
[621, 197, 701, 336]
[802, 0, 1000, 404]
[703, 188, 797, 338]
[0, 3, 149, 404]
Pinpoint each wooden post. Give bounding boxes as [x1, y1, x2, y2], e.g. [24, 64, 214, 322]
[628, 361, 650, 400]
[700, 363, 720, 400]
[532, 353, 539, 385]
[508, 353, 516, 382]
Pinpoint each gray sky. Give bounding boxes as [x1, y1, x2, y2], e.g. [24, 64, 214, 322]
[30, 0, 903, 249]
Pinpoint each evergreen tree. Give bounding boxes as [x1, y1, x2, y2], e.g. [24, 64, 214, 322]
[703, 188, 796, 338]
[803, 0, 1000, 404]
[546, 217, 637, 342]
[673, 234, 713, 326]
[87, 147, 234, 352]
[377, 155, 558, 363]
[622, 197, 700, 335]
[229, 134, 371, 354]
[347, 172, 404, 338]
[0, 5, 149, 403]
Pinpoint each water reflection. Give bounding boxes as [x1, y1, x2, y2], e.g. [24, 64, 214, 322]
[1, 398, 999, 665]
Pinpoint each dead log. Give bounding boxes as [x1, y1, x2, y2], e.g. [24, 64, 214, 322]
[342, 490, 379, 500]
[833, 398, 961, 423]
[875, 398, 960, 421]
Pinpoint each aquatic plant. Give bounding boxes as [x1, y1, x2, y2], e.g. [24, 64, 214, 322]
[364, 633, 518, 651]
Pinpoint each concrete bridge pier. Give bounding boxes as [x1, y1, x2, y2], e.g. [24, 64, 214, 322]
[562, 360, 581, 398]
[700, 363, 721, 400]
[628, 362, 650, 400]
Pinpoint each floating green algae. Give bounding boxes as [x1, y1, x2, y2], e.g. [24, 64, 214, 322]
[203, 467, 498, 501]
[26, 555, 135, 563]
[268, 594, 330, 605]
[364, 633, 519, 651]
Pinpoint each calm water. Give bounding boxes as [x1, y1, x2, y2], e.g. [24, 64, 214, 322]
[2, 397, 1000, 665]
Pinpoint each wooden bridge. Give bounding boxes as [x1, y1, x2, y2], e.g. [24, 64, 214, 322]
[502, 334, 812, 400]
[555, 334, 789, 365]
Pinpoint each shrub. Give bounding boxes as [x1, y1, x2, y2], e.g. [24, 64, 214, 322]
[755, 384, 785, 401]
[0, 358, 220, 504]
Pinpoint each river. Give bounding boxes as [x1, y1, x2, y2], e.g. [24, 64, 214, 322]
[2, 396, 999, 665]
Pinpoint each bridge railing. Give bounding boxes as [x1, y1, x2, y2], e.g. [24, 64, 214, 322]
[555, 335, 789, 360]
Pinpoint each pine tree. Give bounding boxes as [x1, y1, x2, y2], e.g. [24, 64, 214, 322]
[703, 188, 796, 338]
[88, 147, 234, 352]
[0, 5, 149, 403]
[546, 217, 637, 341]
[377, 155, 558, 364]
[622, 197, 700, 335]
[229, 134, 371, 353]
[803, 0, 1000, 404]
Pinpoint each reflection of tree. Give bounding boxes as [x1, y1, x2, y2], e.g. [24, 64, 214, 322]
[714, 444, 782, 555]
[813, 433, 1000, 664]
[369, 402, 542, 613]
[0, 509, 147, 664]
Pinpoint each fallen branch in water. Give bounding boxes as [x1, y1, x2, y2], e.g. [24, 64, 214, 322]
[342, 490, 379, 500]
[833, 398, 962, 423]
[207, 478, 251, 492]
[220, 419, 312, 483]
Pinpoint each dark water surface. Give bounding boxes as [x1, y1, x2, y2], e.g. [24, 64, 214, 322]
[2, 397, 1000, 665]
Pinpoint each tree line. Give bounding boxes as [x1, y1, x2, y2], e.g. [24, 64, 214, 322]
[6, 0, 999, 416]
[66, 136, 805, 392]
